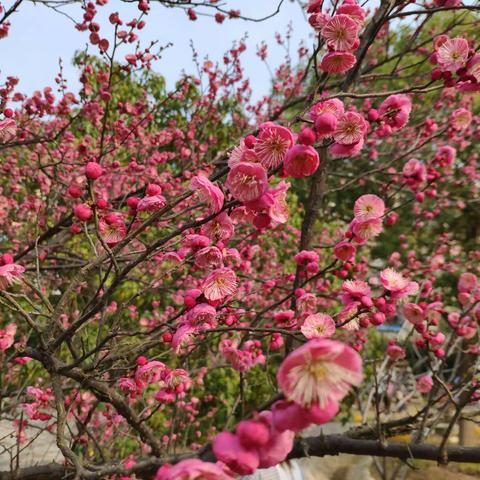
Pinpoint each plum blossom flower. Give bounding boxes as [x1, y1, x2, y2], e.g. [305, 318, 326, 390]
[341, 279, 371, 304]
[201, 212, 234, 242]
[226, 162, 268, 202]
[380, 268, 410, 292]
[194, 246, 224, 269]
[333, 112, 368, 145]
[451, 108, 472, 130]
[353, 194, 385, 221]
[403, 303, 424, 325]
[309, 98, 344, 121]
[416, 375, 433, 394]
[337, 0, 366, 24]
[190, 174, 224, 213]
[284, 144, 320, 178]
[321, 14, 359, 51]
[380, 268, 418, 299]
[277, 338, 363, 409]
[0, 323, 16, 351]
[301, 313, 336, 339]
[137, 194, 167, 212]
[268, 181, 290, 224]
[155, 459, 233, 480]
[0, 118, 16, 142]
[253, 123, 294, 169]
[202, 268, 237, 301]
[186, 303, 217, 328]
[99, 214, 126, 245]
[386, 342, 406, 361]
[333, 241, 356, 261]
[437, 37, 469, 72]
[135, 360, 166, 385]
[378, 94, 412, 131]
[320, 51, 356, 74]
[350, 217, 383, 242]
[0, 263, 25, 289]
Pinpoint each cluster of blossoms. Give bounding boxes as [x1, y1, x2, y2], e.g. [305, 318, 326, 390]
[307, 0, 366, 74]
[430, 35, 480, 92]
[117, 357, 192, 403]
[206, 338, 362, 476]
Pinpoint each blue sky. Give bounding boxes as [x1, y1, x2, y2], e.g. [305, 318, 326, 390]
[0, 0, 312, 100]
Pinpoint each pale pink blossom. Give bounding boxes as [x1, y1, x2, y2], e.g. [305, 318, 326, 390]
[333, 112, 368, 145]
[437, 37, 469, 72]
[451, 108, 472, 130]
[268, 181, 290, 224]
[321, 14, 359, 51]
[309, 98, 344, 121]
[458, 272, 478, 293]
[301, 313, 336, 339]
[155, 459, 233, 480]
[194, 246, 224, 269]
[253, 123, 294, 169]
[0, 323, 16, 351]
[277, 338, 363, 408]
[190, 174, 224, 213]
[353, 194, 385, 221]
[350, 217, 383, 242]
[380, 268, 410, 292]
[0, 263, 25, 289]
[0, 118, 16, 142]
[202, 268, 237, 301]
[403, 303, 424, 325]
[416, 375, 433, 394]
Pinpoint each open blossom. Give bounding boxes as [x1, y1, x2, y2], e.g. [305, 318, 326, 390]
[451, 108, 472, 130]
[0, 323, 16, 351]
[416, 375, 433, 394]
[194, 246, 224, 269]
[301, 313, 336, 339]
[190, 174, 224, 213]
[353, 194, 385, 221]
[277, 339, 363, 409]
[437, 37, 469, 72]
[320, 51, 356, 74]
[378, 94, 412, 130]
[380, 268, 410, 292]
[403, 158, 427, 185]
[99, 214, 126, 245]
[350, 217, 383, 242]
[201, 212, 234, 242]
[253, 123, 294, 169]
[333, 112, 368, 145]
[321, 14, 359, 51]
[155, 459, 233, 480]
[135, 360, 166, 385]
[283, 144, 320, 178]
[186, 303, 217, 328]
[0, 118, 16, 142]
[0, 263, 25, 289]
[226, 161, 268, 202]
[267, 181, 290, 224]
[403, 303, 424, 325]
[341, 279, 371, 303]
[309, 98, 344, 121]
[202, 268, 237, 301]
